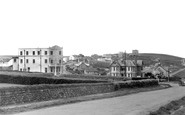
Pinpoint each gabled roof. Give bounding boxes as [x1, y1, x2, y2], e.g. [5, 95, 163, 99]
[0, 57, 12, 63]
[75, 62, 90, 67]
[110, 60, 143, 67]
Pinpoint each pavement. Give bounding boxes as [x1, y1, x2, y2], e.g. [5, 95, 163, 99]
[13, 83, 185, 115]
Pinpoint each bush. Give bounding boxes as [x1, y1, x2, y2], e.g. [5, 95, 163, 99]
[0, 74, 107, 85]
[59, 74, 130, 81]
[113, 79, 158, 89]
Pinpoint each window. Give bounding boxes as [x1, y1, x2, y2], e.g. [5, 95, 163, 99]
[45, 51, 47, 55]
[33, 51, 35, 55]
[20, 51, 23, 55]
[50, 51, 53, 55]
[26, 59, 29, 63]
[33, 59, 35, 63]
[14, 58, 16, 63]
[50, 60, 53, 64]
[59, 51, 61, 55]
[20, 59, 23, 63]
[26, 51, 29, 55]
[45, 68, 47, 73]
[45, 59, 47, 63]
[28, 67, 30, 72]
[59, 60, 61, 64]
[38, 51, 40, 55]
[20, 68, 22, 71]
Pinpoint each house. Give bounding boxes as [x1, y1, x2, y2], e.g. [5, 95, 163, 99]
[18, 45, 63, 75]
[0, 56, 19, 71]
[110, 59, 144, 77]
[143, 63, 169, 78]
[74, 61, 90, 71]
[84, 67, 99, 75]
[69, 55, 79, 61]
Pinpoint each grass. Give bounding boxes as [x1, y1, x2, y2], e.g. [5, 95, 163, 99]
[149, 96, 185, 115]
[0, 83, 170, 114]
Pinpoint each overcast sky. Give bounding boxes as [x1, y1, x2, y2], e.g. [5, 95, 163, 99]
[0, 0, 185, 57]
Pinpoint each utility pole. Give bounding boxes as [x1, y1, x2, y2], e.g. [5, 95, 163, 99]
[40, 49, 42, 72]
[125, 51, 127, 77]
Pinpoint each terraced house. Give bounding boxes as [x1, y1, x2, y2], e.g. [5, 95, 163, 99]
[18, 45, 63, 75]
[110, 60, 144, 77]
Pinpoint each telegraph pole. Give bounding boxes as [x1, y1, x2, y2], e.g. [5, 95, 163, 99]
[125, 51, 127, 77]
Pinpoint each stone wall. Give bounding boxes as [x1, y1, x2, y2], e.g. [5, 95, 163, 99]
[0, 83, 115, 106]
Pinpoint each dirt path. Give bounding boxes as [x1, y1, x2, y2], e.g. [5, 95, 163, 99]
[13, 83, 185, 115]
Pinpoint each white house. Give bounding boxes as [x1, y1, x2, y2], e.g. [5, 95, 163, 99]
[18, 45, 63, 75]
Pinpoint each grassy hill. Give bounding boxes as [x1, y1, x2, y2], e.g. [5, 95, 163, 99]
[130, 53, 184, 72]
[137, 53, 183, 66]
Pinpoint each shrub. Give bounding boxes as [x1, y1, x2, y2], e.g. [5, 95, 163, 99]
[0, 74, 107, 85]
[113, 79, 158, 89]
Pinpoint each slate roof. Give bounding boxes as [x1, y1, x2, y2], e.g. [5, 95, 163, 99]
[111, 60, 143, 67]
[0, 57, 12, 63]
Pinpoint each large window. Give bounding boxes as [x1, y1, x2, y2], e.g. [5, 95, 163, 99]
[45, 51, 47, 55]
[38, 51, 40, 55]
[20, 59, 23, 63]
[20, 51, 23, 55]
[45, 68, 47, 73]
[26, 59, 29, 63]
[14, 58, 16, 63]
[59, 60, 61, 64]
[26, 51, 29, 55]
[50, 51, 53, 55]
[33, 51, 35, 55]
[50, 60, 53, 64]
[45, 59, 47, 63]
[33, 59, 35, 63]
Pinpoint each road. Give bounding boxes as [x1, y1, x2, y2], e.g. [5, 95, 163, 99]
[14, 83, 185, 115]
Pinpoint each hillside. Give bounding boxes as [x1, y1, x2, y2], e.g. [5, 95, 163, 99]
[130, 53, 184, 72]
[137, 53, 183, 66]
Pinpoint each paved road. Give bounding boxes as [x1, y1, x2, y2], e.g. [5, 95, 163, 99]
[14, 83, 185, 115]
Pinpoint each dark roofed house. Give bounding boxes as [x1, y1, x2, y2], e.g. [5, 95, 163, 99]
[110, 59, 144, 77]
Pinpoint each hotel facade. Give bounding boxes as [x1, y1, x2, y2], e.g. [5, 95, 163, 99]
[18, 45, 63, 75]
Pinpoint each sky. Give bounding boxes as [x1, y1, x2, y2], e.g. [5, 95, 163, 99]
[0, 0, 185, 57]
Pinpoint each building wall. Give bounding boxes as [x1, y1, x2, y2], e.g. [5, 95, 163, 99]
[18, 45, 63, 74]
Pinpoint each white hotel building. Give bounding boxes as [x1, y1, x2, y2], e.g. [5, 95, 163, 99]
[18, 45, 63, 75]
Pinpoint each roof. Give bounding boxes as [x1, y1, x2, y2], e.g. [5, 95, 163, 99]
[0, 57, 12, 63]
[75, 62, 90, 67]
[111, 60, 143, 67]
[85, 67, 98, 72]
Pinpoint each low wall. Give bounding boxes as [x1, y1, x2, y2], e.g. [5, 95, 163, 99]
[0, 79, 158, 107]
[0, 83, 115, 106]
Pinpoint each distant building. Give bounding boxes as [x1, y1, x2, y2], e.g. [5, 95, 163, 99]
[132, 50, 139, 55]
[63, 56, 70, 62]
[143, 63, 169, 78]
[18, 45, 63, 75]
[110, 59, 144, 77]
[0, 56, 19, 71]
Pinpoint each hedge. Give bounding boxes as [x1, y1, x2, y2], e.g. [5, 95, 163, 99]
[59, 74, 130, 81]
[0, 83, 115, 106]
[0, 74, 107, 85]
[0, 71, 53, 77]
[113, 79, 158, 90]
